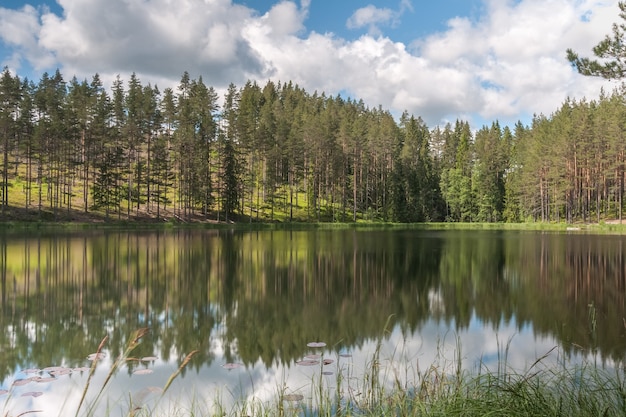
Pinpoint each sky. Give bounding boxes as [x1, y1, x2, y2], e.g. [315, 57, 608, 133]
[0, 0, 622, 128]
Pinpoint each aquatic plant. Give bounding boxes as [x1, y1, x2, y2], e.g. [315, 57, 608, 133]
[2, 329, 626, 416]
[0, 328, 198, 417]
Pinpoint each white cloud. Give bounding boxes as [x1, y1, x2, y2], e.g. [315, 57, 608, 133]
[262, 0, 307, 38]
[0, 0, 621, 127]
[31, 0, 266, 85]
[408, 0, 620, 124]
[0, 4, 55, 70]
[347, 5, 395, 35]
[346, 1, 412, 36]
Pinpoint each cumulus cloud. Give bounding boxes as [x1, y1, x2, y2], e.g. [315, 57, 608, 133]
[0, 4, 55, 70]
[346, 1, 412, 36]
[0, 0, 621, 127]
[347, 5, 395, 35]
[35, 0, 268, 85]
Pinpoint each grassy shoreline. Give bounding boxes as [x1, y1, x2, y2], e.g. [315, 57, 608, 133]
[3, 201, 626, 233]
[2, 219, 626, 235]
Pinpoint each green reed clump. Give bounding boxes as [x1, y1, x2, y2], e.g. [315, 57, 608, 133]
[123, 337, 626, 417]
[340, 350, 626, 417]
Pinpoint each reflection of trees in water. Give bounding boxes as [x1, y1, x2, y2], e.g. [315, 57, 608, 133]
[436, 231, 626, 363]
[510, 233, 626, 362]
[225, 230, 443, 366]
[0, 229, 625, 381]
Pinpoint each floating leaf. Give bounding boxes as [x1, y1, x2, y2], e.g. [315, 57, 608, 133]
[50, 368, 72, 376]
[322, 371, 334, 375]
[305, 354, 321, 359]
[296, 359, 320, 366]
[307, 342, 326, 348]
[133, 386, 163, 406]
[22, 369, 40, 374]
[222, 363, 243, 370]
[323, 359, 334, 365]
[43, 366, 66, 372]
[339, 352, 352, 358]
[0, 389, 8, 395]
[13, 379, 31, 386]
[21, 391, 43, 397]
[141, 356, 158, 362]
[36, 377, 57, 383]
[133, 369, 154, 375]
[283, 393, 304, 401]
[87, 353, 106, 361]
[73, 367, 91, 372]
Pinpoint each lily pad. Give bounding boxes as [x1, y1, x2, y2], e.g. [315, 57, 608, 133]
[283, 393, 304, 401]
[133, 369, 154, 375]
[296, 359, 320, 366]
[323, 359, 334, 365]
[13, 379, 31, 386]
[133, 386, 163, 405]
[0, 389, 8, 395]
[87, 353, 106, 361]
[222, 363, 243, 370]
[306, 342, 326, 348]
[305, 354, 321, 359]
[141, 356, 158, 362]
[322, 371, 334, 375]
[21, 391, 43, 397]
[43, 366, 66, 372]
[50, 368, 72, 376]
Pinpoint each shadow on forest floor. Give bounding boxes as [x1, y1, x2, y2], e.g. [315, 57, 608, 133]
[0, 205, 264, 225]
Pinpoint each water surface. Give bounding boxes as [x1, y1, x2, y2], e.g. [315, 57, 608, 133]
[0, 228, 624, 415]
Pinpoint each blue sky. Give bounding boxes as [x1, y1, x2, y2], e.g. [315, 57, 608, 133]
[0, 0, 620, 128]
[245, 0, 485, 41]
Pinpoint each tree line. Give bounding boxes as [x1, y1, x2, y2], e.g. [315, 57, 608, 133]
[1, 66, 626, 223]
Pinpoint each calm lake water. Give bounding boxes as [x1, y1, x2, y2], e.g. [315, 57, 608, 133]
[0, 228, 625, 415]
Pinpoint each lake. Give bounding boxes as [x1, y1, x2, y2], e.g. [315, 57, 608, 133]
[0, 228, 624, 415]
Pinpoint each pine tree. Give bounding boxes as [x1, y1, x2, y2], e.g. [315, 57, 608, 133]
[18, 78, 36, 209]
[567, 2, 626, 79]
[190, 77, 219, 217]
[0, 68, 20, 214]
[473, 122, 508, 222]
[220, 83, 241, 221]
[237, 81, 262, 220]
[124, 72, 145, 215]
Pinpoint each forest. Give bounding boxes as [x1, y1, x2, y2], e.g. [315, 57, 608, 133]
[1, 66, 626, 223]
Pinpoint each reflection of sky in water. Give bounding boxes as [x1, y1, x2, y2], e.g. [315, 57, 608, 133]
[0, 315, 601, 417]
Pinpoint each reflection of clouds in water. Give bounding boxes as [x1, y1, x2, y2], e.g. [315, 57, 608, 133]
[2, 361, 107, 417]
[1, 317, 604, 417]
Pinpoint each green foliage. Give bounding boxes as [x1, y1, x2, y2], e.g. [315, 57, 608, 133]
[92, 146, 125, 219]
[6, 22, 626, 227]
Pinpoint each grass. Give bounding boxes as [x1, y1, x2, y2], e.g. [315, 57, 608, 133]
[2, 327, 625, 417]
[4, 202, 626, 236]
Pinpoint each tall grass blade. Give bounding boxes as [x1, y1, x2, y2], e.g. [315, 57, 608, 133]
[74, 335, 108, 417]
[162, 350, 199, 395]
[82, 328, 149, 417]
